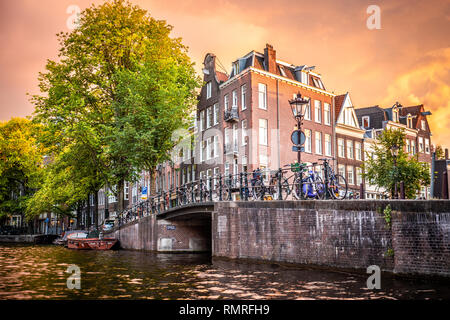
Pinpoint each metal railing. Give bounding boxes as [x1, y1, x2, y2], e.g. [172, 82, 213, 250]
[115, 159, 367, 227]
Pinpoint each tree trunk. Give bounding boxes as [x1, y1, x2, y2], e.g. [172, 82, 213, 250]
[86, 196, 91, 230]
[76, 202, 82, 229]
[150, 169, 156, 196]
[117, 179, 125, 213]
[93, 190, 99, 229]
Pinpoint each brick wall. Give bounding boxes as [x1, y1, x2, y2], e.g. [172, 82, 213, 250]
[212, 200, 450, 277]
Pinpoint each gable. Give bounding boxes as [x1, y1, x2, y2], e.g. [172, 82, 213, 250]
[336, 93, 359, 128]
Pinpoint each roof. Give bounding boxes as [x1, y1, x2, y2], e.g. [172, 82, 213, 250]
[334, 94, 346, 118]
[215, 71, 228, 83]
[355, 106, 387, 129]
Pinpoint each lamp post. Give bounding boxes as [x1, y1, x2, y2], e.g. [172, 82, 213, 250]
[289, 93, 310, 164]
[391, 144, 399, 199]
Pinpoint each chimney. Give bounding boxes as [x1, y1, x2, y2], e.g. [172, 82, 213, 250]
[445, 148, 449, 160]
[264, 44, 277, 74]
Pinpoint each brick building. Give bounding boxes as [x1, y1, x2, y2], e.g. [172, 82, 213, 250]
[355, 102, 433, 198]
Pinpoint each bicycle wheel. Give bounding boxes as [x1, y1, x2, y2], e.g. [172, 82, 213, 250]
[251, 180, 263, 200]
[328, 174, 347, 200]
[314, 176, 325, 199]
[272, 179, 291, 200]
[291, 177, 303, 200]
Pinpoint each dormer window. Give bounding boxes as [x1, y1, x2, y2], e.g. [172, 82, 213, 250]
[421, 120, 426, 131]
[362, 116, 370, 128]
[392, 109, 399, 122]
[232, 62, 239, 76]
[407, 114, 413, 128]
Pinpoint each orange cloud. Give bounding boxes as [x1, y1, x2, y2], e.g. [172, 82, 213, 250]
[382, 48, 450, 149]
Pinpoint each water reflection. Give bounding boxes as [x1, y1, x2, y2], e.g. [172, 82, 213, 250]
[0, 244, 448, 300]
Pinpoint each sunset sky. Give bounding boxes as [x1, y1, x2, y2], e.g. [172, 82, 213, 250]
[1, 0, 449, 147]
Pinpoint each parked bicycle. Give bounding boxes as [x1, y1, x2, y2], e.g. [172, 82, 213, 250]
[319, 158, 348, 200]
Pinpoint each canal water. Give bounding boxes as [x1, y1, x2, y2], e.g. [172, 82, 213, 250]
[0, 244, 448, 300]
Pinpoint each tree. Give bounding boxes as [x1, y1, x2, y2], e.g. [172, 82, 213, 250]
[363, 129, 430, 199]
[31, 0, 201, 215]
[435, 145, 445, 160]
[0, 118, 47, 226]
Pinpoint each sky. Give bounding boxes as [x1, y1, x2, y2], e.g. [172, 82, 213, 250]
[1, 0, 449, 148]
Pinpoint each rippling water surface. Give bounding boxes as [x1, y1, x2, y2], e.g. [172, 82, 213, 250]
[0, 244, 448, 300]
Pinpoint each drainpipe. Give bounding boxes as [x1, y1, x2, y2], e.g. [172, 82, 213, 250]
[276, 79, 281, 168]
[430, 152, 435, 198]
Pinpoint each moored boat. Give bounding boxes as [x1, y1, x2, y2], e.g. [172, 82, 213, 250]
[67, 237, 118, 250]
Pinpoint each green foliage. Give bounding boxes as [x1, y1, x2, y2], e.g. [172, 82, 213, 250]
[362, 129, 430, 199]
[435, 145, 445, 160]
[383, 204, 392, 228]
[0, 118, 47, 220]
[385, 248, 394, 257]
[31, 0, 201, 213]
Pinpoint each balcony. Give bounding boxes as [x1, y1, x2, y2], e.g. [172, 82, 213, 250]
[224, 107, 239, 122]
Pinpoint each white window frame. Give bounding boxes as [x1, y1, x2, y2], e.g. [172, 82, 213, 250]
[259, 119, 268, 146]
[324, 103, 331, 125]
[304, 98, 311, 121]
[232, 89, 238, 109]
[206, 81, 212, 99]
[362, 116, 370, 128]
[338, 138, 345, 158]
[199, 110, 205, 132]
[305, 129, 312, 153]
[206, 107, 212, 129]
[314, 100, 322, 123]
[325, 134, 332, 157]
[241, 119, 247, 146]
[241, 84, 247, 111]
[315, 131, 322, 155]
[213, 103, 219, 125]
[258, 83, 267, 110]
[347, 166, 354, 185]
[355, 142, 362, 161]
[347, 140, 354, 159]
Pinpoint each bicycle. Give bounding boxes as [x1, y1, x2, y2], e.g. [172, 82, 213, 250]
[319, 158, 348, 200]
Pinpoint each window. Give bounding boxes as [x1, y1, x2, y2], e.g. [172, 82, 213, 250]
[233, 123, 238, 150]
[206, 81, 212, 99]
[206, 107, 212, 128]
[242, 156, 248, 172]
[304, 98, 311, 120]
[338, 165, 345, 184]
[425, 138, 430, 154]
[324, 103, 331, 125]
[304, 129, 312, 153]
[315, 132, 322, 155]
[199, 111, 205, 131]
[338, 138, 345, 158]
[206, 169, 212, 189]
[421, 120, 426, 131]
[355, 142, 362, 161]
[411, 140, 416, 155]
[314, 100, 322, 123]
[213, 104, 219, 125]
[192, 165, 196, 182]
[362, 116, 370, 128]
[406, 139, 411, 154]
[241, 84, 247, 111]
[347, 140, 354, 159]
[224, 94, 230, 112]
[124, 182, 129, 201]
[392, 109, 399, 122]
[325, 134, 332, 156]
[241, 119, 247, 146]
[200, 140, 206, 162]
[224, 128, 230, 147]
[407, 115, 413, 128]
[418, 137, 424, 153]
[258, 83, 267, 110]
[206, 137, 212, 160]
[214, 136, 219, 158]
[232, 90, 238, 109]
[224, 162, 230, 176]
[347, 166, 354, 185]
[356, 167, 362, 185]
[259, 119, 268, 145]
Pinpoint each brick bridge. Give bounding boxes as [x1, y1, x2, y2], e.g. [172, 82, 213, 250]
[105, 200, 450, 278]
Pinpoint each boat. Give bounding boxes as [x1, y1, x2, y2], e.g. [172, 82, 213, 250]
[53, 230, 87, 246]
[66, 230, 119, 250]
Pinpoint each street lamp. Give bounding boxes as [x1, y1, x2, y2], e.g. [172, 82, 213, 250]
[391, 144, 399, 199]
[289, 92, 310, 164]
